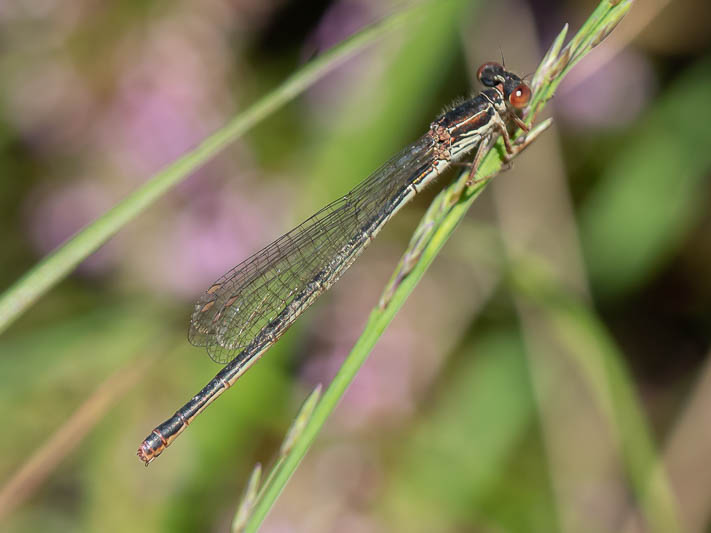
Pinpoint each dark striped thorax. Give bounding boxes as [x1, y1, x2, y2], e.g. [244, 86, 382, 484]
[428, 62, 530, 163]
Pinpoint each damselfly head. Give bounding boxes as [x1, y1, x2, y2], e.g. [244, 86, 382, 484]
[477, 62, 531, 110]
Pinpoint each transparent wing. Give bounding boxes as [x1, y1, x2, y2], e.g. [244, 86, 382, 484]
[189, 134, 436, 364]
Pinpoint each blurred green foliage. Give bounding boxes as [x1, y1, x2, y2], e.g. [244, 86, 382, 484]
[581, 57, 711, 298]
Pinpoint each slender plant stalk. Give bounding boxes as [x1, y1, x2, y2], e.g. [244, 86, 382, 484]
[239, 1, 634, 530]
[0, 1, 436, 335]
[507, 255, 680, 533]
[231, 463, 262, 533]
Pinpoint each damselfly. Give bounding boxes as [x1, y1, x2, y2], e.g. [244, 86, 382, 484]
[138, 62, 537, 464]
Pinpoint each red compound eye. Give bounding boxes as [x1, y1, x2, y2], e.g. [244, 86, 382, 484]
[509, 84, 531, 108]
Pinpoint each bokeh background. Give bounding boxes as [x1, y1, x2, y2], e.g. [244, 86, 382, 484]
[1, 0, 710, 531]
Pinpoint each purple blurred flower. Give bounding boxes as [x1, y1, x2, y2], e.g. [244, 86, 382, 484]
[299, 259, 425, 429]
[23, 178, 118, 275]
[304, 0, 375, 55]
[303, 0, 385, 112]
[103, 20, 230, 179]
[298, 254, 482, 430]
[129, 181, 291, 297]
[263, 443, 383, 533]
[302, 335, 416, 430]
[4, 58, 94, 149]
[556, 50, 656, 129]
